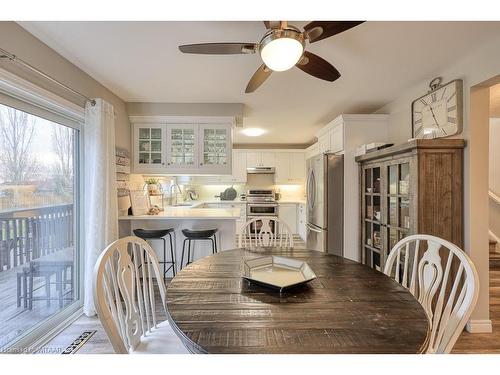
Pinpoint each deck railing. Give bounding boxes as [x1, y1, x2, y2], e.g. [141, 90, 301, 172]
[0, 204, 73, 272]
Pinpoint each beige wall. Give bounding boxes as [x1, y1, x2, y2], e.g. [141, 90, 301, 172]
[127, 102, 243, 125]
[0, 22, 130, 149]
[375, 34, 500, 330]
[489, 118, 500, 240]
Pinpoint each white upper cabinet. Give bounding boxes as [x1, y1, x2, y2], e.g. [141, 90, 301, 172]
[246, 151, 276, 168]
[231, 150, 247, 183]
[246, 152, 262, 168]
[318, 132, 331, 154]
[200, 124, 232, 173]
[261, 152, 276, 167]
[166, 123, 198, 170]
[133, 124, 167, 171]
[131, 117, 234, 174]
[290, 153, 306, 182]
[274, 152, 305, 184]
[329, 123, 344, 154]
[274, 152, 289, 183]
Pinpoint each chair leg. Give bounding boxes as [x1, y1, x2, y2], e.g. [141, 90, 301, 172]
[161, 238, 167, 282]
[28, 274, 33, 310]
[45, 275, 51, 307]
[17, 274, 21, 308]
[23, 273, 28, 309]
[210, 238, 215, 255]
[168, 233, 176, 277]
[180, 238, 188, 270]
[187, 239, 192, 265]
[56, 271, 63, 309]
[213, 233, 218, 253]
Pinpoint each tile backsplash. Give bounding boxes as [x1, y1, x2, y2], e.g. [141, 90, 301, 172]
[128, 173, 305, 202]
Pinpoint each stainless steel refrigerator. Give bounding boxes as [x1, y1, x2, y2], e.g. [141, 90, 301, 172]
[306, 154, 344, 255]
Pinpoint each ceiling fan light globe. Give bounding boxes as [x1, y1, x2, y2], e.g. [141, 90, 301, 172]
[260, 36, 304, 72]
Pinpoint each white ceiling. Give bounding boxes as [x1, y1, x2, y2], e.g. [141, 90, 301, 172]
[19, 21, 500, 144]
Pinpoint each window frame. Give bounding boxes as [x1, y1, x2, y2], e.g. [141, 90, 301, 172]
[0, 67, 85, 353]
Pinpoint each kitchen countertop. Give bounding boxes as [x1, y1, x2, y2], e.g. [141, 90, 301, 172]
[118, 207, 241, 220]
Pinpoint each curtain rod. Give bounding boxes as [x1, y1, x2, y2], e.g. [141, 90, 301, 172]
[0, 47, 96, 106]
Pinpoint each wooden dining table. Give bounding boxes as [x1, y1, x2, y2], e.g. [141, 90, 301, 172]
[165, 248, 430, 354]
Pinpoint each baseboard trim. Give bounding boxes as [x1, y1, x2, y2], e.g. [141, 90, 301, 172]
[466, 319, 493, 333]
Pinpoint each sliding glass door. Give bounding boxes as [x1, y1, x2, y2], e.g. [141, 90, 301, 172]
[0, 102, 81, 351]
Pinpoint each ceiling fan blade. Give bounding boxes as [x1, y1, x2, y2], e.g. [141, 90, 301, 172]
[245, 64, 272, 93]
[296, 51, 340, 82]
[303, 21, 364, 43]
[179, 43, 257, 55]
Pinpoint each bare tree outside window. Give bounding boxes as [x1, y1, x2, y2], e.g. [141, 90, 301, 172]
[52, 126, 74, 194]
[0, 107, 39, 184]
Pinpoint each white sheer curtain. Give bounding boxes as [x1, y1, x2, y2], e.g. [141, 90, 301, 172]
[83, 98, 118, 316]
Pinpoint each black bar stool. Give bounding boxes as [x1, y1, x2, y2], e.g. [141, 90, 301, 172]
[180, 229, 218, 269]
[133, 228, 176, 279]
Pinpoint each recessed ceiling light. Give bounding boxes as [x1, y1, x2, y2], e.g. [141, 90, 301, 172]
[241, 128, 266, 137]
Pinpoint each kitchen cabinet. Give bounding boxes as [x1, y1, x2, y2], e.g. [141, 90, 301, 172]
[231, 150, 247, 183]
[318, 133, 331, 154]
[133, 124, 167, 171]
[279, 203, 297, 234]
[329, 123, 344, 154]
[200, 124, 232, 173]
[297, 203, 306, 241]
[131, 117, 234, 174]
[166, 123, 198, 170]
[274, 152, 306, 184]
[246, 151, 275, 167]
[306, 143, 319, 159]
[290, 153, 306, 182]
[356, 139, 465, 271]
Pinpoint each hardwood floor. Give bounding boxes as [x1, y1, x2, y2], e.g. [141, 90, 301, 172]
[452, 254, 500, 353]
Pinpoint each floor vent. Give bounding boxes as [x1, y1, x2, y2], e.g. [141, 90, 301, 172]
[61, 330, 97, 354]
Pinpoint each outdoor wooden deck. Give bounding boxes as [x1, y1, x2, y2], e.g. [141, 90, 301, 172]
[0, 247, 75, 349]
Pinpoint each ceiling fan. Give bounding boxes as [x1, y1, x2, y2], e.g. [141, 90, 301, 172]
[178, 21, 364, 93]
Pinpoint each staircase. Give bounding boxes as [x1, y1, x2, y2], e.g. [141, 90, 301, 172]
[491, 239, 500, 269]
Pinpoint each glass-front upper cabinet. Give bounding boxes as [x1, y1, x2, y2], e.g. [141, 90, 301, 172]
[133, 124, 166, 170]
[166, 124, 198, 169]
[199, 124, 232, 173]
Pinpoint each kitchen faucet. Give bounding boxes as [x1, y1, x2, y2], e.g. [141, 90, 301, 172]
[170, 182, 183, 206]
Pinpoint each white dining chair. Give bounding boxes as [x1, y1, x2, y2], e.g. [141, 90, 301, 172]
[93, 236, 177, 354]
[383, 234, 479, 354]
[238, 216, 294, 249]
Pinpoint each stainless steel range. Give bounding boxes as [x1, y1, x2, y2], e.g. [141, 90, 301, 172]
[246, 189, 279, 235]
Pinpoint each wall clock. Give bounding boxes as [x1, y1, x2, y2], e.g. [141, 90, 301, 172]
[412, 78, 463, 139]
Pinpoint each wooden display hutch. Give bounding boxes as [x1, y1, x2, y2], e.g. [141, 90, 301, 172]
[355, 139, 465, 271]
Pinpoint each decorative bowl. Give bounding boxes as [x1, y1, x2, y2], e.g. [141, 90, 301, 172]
[242, 256, 317, 292]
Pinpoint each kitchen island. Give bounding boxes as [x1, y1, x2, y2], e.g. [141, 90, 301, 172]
[119, 205, 241, 274]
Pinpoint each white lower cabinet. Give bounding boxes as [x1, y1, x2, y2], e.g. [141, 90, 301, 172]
[297, 203, 306, 241]
[278, 203, 297, 234]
